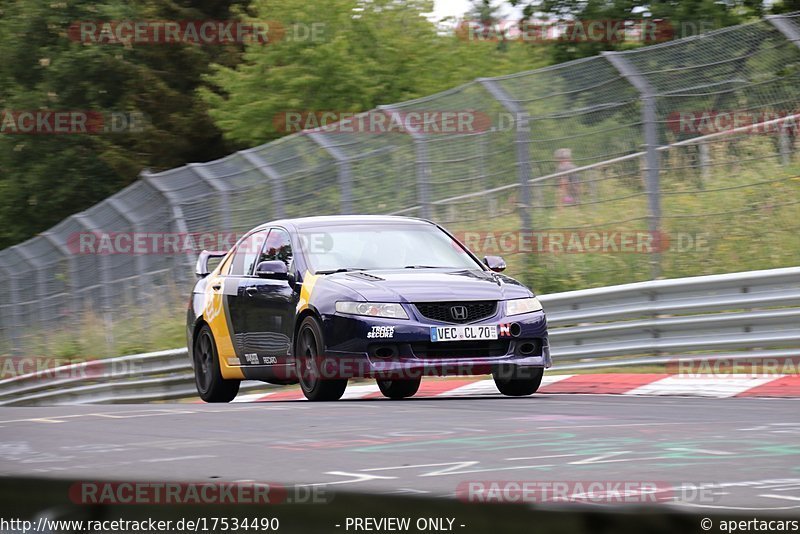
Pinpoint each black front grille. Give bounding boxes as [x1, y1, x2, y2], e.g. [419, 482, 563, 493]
[414, 301, 497, 324]
[411, 340, 510, 359]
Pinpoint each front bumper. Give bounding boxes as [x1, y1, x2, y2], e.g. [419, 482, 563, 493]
[318, 310, 550, 379]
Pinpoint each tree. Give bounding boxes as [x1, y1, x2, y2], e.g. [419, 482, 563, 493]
[771, 0, 800, 13]
[0, 0, 244, 248]
[201, 0, 548, 145]
[508, 0, 761, 63]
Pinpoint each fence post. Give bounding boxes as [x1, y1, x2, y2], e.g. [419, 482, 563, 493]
[698, 141, 711, 182]
[13, 244, 47, 336]
[188, 163, 232, 232]
[0, 254, 20, 355]
[603, 51, 662, 279]
[72, 213, 115, 347]
[140, 170, 197, 285]
[106, 197, 149, 306]
[239, 150, 286, 219]
[477, 78, 533, 237]
[307, 132, 353, 214]
[766, 15, 799, 166]
[41, 231, 78, 316]
[779, 128, 791, 165]
[766, 15, 800, 48]
[379, 105, 432, 219]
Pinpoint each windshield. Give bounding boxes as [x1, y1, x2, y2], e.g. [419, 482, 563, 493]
[298, 224, 482, 273]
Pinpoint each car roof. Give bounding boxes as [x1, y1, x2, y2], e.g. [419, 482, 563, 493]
[252, 215, 436, 232]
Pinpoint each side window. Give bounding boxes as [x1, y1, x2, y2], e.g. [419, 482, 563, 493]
[259, 228, 293, 268]
[229, 231, 268, 276]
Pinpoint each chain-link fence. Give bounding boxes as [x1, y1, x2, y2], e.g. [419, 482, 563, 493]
[2, 14, 799, 355]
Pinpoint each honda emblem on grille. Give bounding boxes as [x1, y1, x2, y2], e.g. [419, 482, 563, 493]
[450, 306, 468, 321]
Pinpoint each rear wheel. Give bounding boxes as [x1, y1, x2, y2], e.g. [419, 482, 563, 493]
[193, 324, 240, 403]
[493, 366, 544, 397]
[376, 377, 421, 399]
[295, 317, 347, 401]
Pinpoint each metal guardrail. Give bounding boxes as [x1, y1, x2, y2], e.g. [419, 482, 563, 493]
[0, 349, 275, 406]
[543, 266, 800, 368]
[0, 266, 797, 406]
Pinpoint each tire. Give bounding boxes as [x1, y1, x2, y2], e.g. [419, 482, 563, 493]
[376, 377, 421, 399]
[492, 366, 544, 397]
[193, 324, 240, 403]
[295, 316, 347, 401]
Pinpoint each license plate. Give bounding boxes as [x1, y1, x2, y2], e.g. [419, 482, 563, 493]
[430, 325, 498, 342]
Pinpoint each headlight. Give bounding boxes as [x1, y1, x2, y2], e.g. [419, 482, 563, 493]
[335, 301, 409, 319]
[506, 297, 543, 316]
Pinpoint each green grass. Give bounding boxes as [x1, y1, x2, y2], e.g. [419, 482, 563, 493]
[446, 141, 800, 293]
[9, 287, 187, 360]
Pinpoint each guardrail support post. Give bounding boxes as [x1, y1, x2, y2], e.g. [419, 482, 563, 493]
[603, 52, 662, 279]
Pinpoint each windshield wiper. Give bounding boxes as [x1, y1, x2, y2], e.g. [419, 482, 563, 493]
[319, 266, 445, 273]
[316, 268, 369, 275]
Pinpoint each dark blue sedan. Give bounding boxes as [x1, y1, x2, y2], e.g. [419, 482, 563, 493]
[187, 216, 550, 401]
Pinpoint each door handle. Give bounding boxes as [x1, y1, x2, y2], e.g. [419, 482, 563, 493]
[245, 286, 258, 297]
[211, 283, 221, 291]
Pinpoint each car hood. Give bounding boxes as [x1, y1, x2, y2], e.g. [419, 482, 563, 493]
[324, 268, 532, 303]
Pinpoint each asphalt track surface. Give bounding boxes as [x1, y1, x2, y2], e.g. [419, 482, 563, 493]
[1, 394, 799, 512]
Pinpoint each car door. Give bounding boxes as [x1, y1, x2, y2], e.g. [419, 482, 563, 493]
[225, 229, 269, 365]
[238, 227, 297, 368]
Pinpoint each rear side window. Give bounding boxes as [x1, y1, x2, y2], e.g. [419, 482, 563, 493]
[229, 231, 268, 276]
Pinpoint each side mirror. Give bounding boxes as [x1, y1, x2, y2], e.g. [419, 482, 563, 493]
[483, 255, 506, 273]
[255, 260, 288, 280]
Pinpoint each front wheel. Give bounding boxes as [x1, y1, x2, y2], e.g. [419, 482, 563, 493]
[376, 377, 421, 399]
[193, 324, 240, 403]
[493, 366, 544, 397]
[295, 317, 348, 401]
